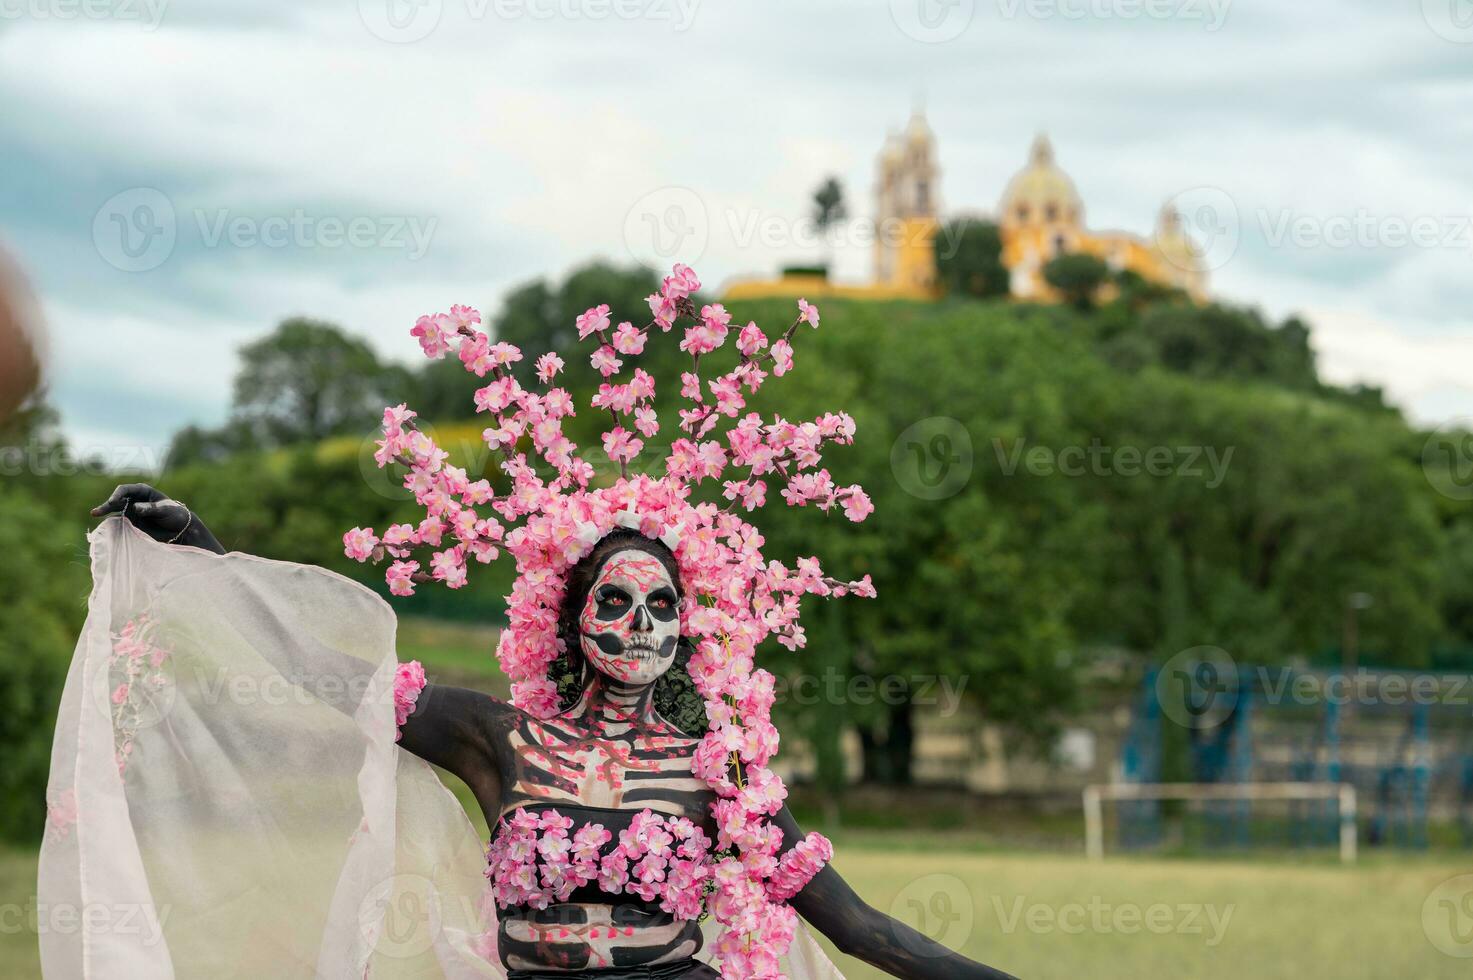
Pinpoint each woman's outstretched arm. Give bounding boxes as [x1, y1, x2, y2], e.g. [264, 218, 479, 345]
[396, 683, 509, 807]
[771, 805, 1019, 980]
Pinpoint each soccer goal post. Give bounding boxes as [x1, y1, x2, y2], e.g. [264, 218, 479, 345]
[1082, 782, 1358, 864]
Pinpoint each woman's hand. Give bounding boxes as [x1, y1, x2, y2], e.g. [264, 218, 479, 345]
[91, 483, 226, 555]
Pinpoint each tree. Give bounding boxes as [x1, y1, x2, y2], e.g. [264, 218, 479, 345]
[810, 177, 847, 272]
[1043, 252, 1109, 310]
[934, 217, 1008, 299]
[166, 419, 259, 470]
[0, 392, 61, 457]
[0, 489, 80, 842]
[491, 263, 662, 378]
[231, 318, 410, 446]
[733, 299, 1101, 786]
[1131, 303, 1318, 390]
[1109, 267, 1182, 312]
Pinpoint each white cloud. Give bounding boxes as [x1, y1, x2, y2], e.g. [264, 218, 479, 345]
[1306, 306, 1473, 426]
[0, 0, 1469, 457]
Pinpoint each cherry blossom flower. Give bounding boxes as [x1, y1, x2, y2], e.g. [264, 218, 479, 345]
[536, 352, 565, 381]
[771, 339, 794, 376]
[612, 321, 647, 355]
[736, 321, 768, 357]
[590, 344, 622, 377]
[797, 298, 820, 328]
[386, 560, 419, 597]
[392, 660, 426, 741]
[842, 486, 874, 522]
[448, 304, 482, 331]
[575, 303, 611, 339]
[343, 527, 379, 562]
[601, 427, 643, 464]
[664, 262, 701, 299]
[634, 406, 660, 439]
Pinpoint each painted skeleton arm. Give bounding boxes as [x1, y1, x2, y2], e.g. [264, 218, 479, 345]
[771, 807, 1018, 980]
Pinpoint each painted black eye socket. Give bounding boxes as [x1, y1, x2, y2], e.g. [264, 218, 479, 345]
[647, 589, 680, 622]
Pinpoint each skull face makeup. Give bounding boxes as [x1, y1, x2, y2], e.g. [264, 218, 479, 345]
[578, 548, 681, 687]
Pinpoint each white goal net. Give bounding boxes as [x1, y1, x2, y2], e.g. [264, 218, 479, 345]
[1083, 782, 1359, 863]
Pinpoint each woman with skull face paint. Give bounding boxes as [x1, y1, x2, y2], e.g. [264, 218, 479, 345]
[52, 279, 1019, 979]
[78, 496, 1017, 980]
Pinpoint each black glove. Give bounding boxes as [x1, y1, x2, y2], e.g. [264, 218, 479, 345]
[90, 483, 226, 555]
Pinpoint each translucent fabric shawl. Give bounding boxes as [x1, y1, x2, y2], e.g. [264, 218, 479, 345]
[39, 519, 843, 980]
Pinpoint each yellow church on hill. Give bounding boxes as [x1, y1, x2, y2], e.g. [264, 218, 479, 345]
[723, 113, 1208, 304]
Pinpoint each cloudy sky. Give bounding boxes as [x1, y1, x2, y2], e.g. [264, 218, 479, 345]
[2, 0, 1470, 465]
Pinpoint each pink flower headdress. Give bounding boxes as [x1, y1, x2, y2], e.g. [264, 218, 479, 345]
[345, 263, 873, 979]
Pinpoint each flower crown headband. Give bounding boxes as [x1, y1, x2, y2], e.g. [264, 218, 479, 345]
[344, 263, 873, 978]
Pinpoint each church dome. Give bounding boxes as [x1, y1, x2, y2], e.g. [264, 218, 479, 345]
[999, 134, 1083, 228]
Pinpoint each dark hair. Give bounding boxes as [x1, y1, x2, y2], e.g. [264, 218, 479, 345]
[550, 529, 708, 735]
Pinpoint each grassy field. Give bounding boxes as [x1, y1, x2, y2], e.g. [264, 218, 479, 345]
[10, 619, 1469, 977]
[3, 842, 1467, 978]
[396, 617, 509, 693]
[816, 847, 1471, 979]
